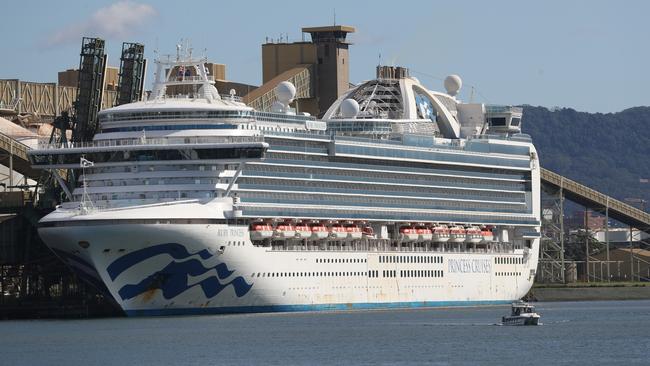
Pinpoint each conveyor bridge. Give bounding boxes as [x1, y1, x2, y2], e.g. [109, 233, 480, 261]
[540, 168, 650, 233]
[0, 132, 39, 180]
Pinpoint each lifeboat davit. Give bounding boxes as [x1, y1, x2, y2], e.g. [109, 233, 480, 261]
[249, 222, 274, 240]
[465, 226, 483, 243]
[449, 225, 467, 242]
[309, 223, 329, 240]
[481, 227, 494, 242]
[432, 225, 450, 242]
[399, 225, 419, 242]
[294, 223, 311, 238]
[274, 222, 296, 238]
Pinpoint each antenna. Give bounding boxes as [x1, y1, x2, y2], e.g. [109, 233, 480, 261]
[470, 86, 475, 103]
[378, 52, 382, 66]
[333, 8, 336, 25]
[79, 156, 96, 214]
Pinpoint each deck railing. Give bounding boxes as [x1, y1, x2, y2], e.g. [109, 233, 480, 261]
[35, 135, 264, 150]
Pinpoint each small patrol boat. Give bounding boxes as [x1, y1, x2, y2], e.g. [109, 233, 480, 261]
[501, 301, 541, 326]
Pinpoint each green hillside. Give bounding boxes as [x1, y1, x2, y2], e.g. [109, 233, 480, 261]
[521, 106, 650, 210]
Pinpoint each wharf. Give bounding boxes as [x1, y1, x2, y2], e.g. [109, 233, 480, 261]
[528, 282, 650, 302]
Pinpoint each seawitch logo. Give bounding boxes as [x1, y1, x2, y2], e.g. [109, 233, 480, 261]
[448, 258, 491, 273]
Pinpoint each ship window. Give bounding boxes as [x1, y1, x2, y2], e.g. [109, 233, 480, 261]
[490, 117, 507, 126]
[511, 118, 521, 126]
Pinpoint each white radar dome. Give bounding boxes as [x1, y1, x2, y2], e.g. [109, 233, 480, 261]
[275, 81, 296, 104]
[271, 101, 285, 113]
[340, 99, 360, 118]
[444, 74, 462, 96]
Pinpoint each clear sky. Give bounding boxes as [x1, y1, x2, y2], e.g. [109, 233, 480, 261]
[2, 0, 649, 113]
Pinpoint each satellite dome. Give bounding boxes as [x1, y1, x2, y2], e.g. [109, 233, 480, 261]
[275, 81, 296, 104]
[271, 101, 285, 113]
[444, 74, 462, 96]
[340, 99, 360, 118]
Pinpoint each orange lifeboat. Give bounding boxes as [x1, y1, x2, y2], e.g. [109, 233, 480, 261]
[309, 222, 329, 240]
[481, 227, 494, 242]
[362, 226, 376, 239]
[399, 225, 419, 242]
[416, 225, 433, 242]
[344, 224, 363, 240]
[329, 223, 349, 240]
[249, 222, 273, 240]
[274, 222, 296, 238]
[294, 222, 311, 239]
[432, 225, 450, 242]
[465, 226, 483, 243]
[449, 225, 467, 242]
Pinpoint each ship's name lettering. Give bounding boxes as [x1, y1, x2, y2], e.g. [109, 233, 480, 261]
[216, 228, 246, 237]
[448, 259, 491, 273]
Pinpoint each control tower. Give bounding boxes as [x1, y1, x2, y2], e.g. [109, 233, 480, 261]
[262, 25, 355, 116]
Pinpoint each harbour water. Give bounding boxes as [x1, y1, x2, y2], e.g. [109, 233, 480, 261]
[1, 300, 648, 365]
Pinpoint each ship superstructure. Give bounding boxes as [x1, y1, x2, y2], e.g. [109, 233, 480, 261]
[29, 49, 540, 316]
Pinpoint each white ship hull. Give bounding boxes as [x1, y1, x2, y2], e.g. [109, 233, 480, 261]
[28, 56, 541, 317]
[39, 202, 539, 316]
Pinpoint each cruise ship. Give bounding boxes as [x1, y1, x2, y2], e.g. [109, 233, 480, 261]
[28, 50, 541, 316]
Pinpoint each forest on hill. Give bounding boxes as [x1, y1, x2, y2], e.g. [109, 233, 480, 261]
[521, 106, 650, 211]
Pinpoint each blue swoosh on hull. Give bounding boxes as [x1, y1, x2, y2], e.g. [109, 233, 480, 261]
[106, 243, 253, 301]
[118, 260, 253, 300]
[107, 243, 213, 280]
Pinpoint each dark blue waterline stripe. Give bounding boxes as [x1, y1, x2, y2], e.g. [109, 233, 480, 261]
[124, 300, 511, 317]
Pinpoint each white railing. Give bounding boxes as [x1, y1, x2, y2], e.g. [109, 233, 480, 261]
[220, 94, 243, 102]
[36, 135, 264, 150]
[166, 75, 215, 83]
